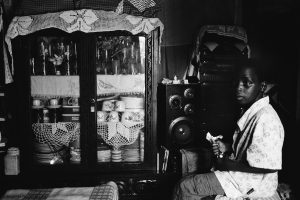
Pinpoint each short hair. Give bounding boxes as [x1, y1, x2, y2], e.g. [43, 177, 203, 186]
[235, 58, 267, 82]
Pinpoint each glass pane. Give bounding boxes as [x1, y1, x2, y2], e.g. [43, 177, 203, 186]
[30, 36, 80, 165]
[95, 35, 145, 163]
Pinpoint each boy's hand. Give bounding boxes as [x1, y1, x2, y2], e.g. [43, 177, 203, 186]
[212, 140, 226, 157]
[206, 132, 224, 158]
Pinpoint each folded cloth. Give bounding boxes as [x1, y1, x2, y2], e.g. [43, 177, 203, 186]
[0, 181, 118, 200]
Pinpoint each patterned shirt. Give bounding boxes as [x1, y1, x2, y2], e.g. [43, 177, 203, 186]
[214, 96, 284, 198]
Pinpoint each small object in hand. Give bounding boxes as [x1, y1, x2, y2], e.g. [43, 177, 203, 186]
[206, 132, 223, 143]
[206, 132, 223, 158]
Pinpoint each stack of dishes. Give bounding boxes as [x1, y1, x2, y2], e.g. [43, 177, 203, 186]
[61, 97, 80, 122]
[97, 145, 111, 162]
[121, 136, 141, 162]
[70, 147, 81, 164]
[111, 150, 122, 162]
[120, 96, 145, 124]
[120, 96, 144, 109]
[33, 141, 67, 164]
[122, 148, 140, 162]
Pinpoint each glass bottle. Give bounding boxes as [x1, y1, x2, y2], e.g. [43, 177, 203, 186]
[120, 48, 128, 74]
[40, 42, 46, 75]
[4, 147, 20, 175]
[135, 49, 142, 74]
[102, 49, 111, 75]
[29, 58, 35, 75]
[112, 57, 120, 75]
[127, 43, 137, 75]
[42, 108, 50, 123]
[73, 42, 78, 75]
[96, 47, 102, 74]
[65, 45, 71, 76]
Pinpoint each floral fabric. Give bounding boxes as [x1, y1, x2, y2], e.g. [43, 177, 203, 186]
[215, 96, 284, 198]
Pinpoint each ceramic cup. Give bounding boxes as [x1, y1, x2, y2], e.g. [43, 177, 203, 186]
[131, 109, 145, 122]
[67, 97, 79, 106]
[50, 98, 58, 106]
[32, 99, 41, 107]
[121, 109, 144, 123]
[97, 111, 107, 122]
[102, 100, 115, 111]
[115, 101, 126, 112]
[121, 111, 134, 123]
[107, 111, 119, 122]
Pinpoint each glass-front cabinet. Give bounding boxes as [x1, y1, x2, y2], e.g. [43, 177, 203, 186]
[5, 9, 163, 177]
[29, 33, 81, 166]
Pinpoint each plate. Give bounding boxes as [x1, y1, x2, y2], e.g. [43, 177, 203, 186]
[47, 105, 61, 109]
[120, 96, 144, 109]
[32, 105, 44, 109]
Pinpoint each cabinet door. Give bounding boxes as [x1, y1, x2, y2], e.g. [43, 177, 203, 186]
[95, 34, 146, 163]
[87, 30, 159, 172]
[13, 29, 83, 169]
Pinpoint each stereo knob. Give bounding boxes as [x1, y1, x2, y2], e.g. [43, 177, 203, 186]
[169, 95, 182, 109]
[184, 104, 194, 115]
[184, 88, 195, 99]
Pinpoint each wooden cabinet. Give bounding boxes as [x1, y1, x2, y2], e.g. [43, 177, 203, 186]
[1, 9, 175, 199]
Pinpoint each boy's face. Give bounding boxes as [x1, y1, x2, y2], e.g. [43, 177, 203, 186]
[235, 67, 262, 106]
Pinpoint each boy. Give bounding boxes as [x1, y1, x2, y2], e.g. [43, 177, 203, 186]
[173, 59, 284, 200]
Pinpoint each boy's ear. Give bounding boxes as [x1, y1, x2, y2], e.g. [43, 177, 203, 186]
[261, 81, 267, 92]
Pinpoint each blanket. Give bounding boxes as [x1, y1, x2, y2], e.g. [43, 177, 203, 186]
[0, 181, 118, 200]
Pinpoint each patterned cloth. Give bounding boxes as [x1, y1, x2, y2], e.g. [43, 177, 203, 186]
[30, 74, 145, 98]
[127, 0, 156, 12]
[14, 0, 161, 18]
[214, 96, 285, 198]
[4, 8, 164, 84]
[0, 181, 118, 200]
[183, 25, 250, 80]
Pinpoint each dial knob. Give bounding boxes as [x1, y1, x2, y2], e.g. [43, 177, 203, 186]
[184, 104, 194, 115]
[169, 95, 182, 109]
[184, 88, 195, 99]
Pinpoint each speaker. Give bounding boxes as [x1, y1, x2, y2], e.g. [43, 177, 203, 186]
[157, 83, 201, 150]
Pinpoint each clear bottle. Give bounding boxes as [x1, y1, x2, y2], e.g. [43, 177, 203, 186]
[65, 45, 71, 75]
[102, 49, 111, 75]
[127, 43, 137, 75]
[120, 48, 128, 74]
[4, 147, 20, 175]
[43, 108, 50, 123]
